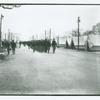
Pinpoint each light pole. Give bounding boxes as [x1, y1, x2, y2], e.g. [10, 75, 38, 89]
[57, 36, 59, 47]
[0, 5, 21, 53]
[45, 30, 46, 40]
[49, 28, 51, 42]
[77, 17, 80, 50]
[0, 14, 4, 49]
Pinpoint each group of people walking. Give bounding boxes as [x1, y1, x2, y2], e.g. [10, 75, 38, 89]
[20, 39, 57, 53]
[1, 38, 57, 55]
[2, 40, 16, 55]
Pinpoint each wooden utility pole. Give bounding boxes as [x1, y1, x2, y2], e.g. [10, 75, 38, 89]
[36, 34, 38, 40]
[5, 33, 6, 40]
[8, 29, 10, 41]
[57, 36, 59, 47]
[77, 17, 80, 50]
[0, 14, 4, 48]
[32, 35, 34, 40]
[45, 30, 46, 39]
[49, 28, 51, 42]
[11, 33, 13, 41]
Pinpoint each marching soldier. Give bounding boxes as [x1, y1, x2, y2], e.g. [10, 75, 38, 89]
[5, 40, 11, 55]
[52, 39, 57, 53]
[11, 40, 16, 54]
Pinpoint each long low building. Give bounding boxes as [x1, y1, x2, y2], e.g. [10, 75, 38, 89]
[57, 34, 100, 51]
[87, 34, 100, 51]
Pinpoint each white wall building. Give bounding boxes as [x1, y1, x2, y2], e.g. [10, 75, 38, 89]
[58, 34, 100, 51]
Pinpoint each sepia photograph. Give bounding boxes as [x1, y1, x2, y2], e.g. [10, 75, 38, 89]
[0, 3, 100, 95]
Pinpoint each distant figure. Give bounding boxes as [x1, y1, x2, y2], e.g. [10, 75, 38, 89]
[11, 40, 16, 54]
[52, 39, 57, 53]
[2, 40, 6, 49]
[5, 41, 11, 55]
[85, 40, 90, 51]
[44, 39, 48, 53]
[19, 41, 21, 48]
[47, 40, 51, 53]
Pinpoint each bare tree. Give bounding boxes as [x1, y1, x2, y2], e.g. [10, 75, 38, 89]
[92, 23, 100, 34]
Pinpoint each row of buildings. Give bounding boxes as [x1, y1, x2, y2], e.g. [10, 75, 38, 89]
[57, 34, 100, 51]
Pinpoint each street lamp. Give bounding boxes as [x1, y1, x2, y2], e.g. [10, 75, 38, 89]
[45, 30, 46, 40]
[77, 17, 80, 50]
[0, 14, 4, 51]
[0, 5, 21, 53]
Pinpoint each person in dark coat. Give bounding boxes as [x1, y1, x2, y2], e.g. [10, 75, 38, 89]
[44, 39, 48, 53]
[52, 39, 57, 53]
[19, 41, 22, 48]
[11, 40, 16, 54]
[5, 41, 11, 55]
[47, 40, 51, 53]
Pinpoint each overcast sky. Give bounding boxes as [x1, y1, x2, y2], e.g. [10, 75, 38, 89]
[0, 5, 100, 40]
